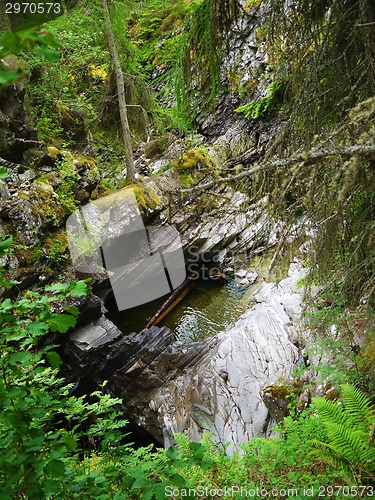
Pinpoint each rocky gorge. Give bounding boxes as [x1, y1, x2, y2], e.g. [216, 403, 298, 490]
[0, 70, 315, 451]
[0, 0, 374, 492]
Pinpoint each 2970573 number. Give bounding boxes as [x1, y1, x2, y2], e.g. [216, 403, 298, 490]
[318, 485, 374, 497]
[5, 3, 61, 14]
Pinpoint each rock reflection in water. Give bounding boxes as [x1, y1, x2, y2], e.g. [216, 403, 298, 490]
[107, 279, 246, 342]
[163, 280, 246, 343]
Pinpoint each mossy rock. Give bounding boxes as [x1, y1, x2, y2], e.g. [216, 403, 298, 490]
[261, 383, 292, 422]
[91, 182, 161, 214]
[172, 148, 214, 174]
[126, 182, 161, 212]
[245, 0, 263, 12]
[19, 182, 65, 226]
[43, 232, 70, 267]
[96, 184, 113, 198]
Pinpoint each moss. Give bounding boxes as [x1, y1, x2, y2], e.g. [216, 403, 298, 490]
[245, 0, 263, 11]
[266, 384, 290, 400]
[43, 232, 70, 267]
[255, 25, 268, 43]
[13, 245, 40, 267]
[181, 173, 195, 187]
[96, 184, 113, 198]
[35, 173, 60, 187]
[19, 182, 65, 227]
[172, 148, 214, 174]
[47, 146, 61, 160]
[126, 183, 161, 212]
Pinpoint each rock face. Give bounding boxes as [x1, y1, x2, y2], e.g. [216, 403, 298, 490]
[167, 189, 281, 265]
[191, 0, 281, 149]
[0, 82, 38, 162]
[64, 258, 306, 453]
[146, 259, 305, 452]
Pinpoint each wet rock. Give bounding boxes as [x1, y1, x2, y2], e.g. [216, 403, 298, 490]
[234, 269, 247, 279]
[246, 270, 258, 284]
[235, 270, 258, 288]
[141, 259, 306, 452]
[237, 277, 251, 288]
[62, 318, 215, 442]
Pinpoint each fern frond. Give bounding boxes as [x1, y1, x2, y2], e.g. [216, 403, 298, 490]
[174, 433, 190, 453]
[340, 384, 375, 433]
[324, 423, 370, 463]
[154, 454, 169, 468]
[310, 444, 354, 481]
[312, 385, 375, 484]
[313, 397, 347, 426]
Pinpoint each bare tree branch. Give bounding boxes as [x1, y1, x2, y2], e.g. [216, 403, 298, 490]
[180, 144, 375, 193]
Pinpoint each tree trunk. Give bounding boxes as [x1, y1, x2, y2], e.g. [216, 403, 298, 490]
[101, 0, 135, 182]
[0, 3, 11, 32]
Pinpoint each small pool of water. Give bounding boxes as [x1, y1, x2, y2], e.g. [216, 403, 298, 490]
[107, 278, 247, 343]
[107, 240, 301, 343]
[161, 280, 247, 342]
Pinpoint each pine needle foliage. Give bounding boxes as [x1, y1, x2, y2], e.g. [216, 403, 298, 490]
[312, 384, 375, 484]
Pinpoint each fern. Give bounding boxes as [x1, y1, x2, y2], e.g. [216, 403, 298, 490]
[312, 385, 375, 484]
[340, 384, 375, 433]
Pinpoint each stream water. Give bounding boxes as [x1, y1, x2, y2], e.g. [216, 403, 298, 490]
[107, 243, 298, 342]
[107, 278, 245, 342]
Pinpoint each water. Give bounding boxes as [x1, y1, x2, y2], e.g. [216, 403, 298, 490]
[162, 280, 246, 342]
[107, 242, 298, 343]
[107, 278, 247, 343]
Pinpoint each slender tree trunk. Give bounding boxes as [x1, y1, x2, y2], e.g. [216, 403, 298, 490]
[101, 0, 135, 182]
[0, 3, 11, 32]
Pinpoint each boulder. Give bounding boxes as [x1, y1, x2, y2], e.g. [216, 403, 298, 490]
[147, 263, 303, 453]
[0, 82, 38, 162]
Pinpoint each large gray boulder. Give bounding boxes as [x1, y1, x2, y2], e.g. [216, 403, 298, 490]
[147, 260, 305, 453]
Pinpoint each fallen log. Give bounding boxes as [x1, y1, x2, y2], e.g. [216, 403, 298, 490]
[145, 276, 194, 329]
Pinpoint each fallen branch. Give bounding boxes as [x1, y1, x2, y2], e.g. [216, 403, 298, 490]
[180, 144, 375, 193]
[355, 21, 375, 27]
[145, 276, 193, 329]
[268, 225, 291, 273]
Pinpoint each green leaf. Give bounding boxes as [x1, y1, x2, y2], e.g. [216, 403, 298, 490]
[69, 280, 91, 297]
[169, 473, 185, 487]
[48, 313, 76, 333]
[27, 321, 50, 337]
[141, 490, 154, 500]
[33, 47, 60, 63]
[46, 351, 62, 370]
[64, 306, 79, 318]
[166, 447, 179, 460]
[63, 435, 77, 452]
[0, 236, 13, 257]
[0, 70, 21, 85]
[45, 283, 69, 293]
[0, 166, 9, 178]
[45, 459, 66, 477]
[122, 474, 135, 488]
